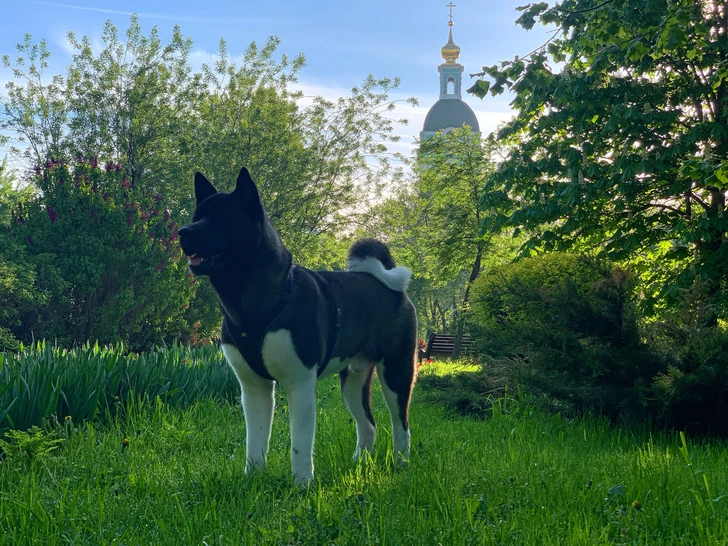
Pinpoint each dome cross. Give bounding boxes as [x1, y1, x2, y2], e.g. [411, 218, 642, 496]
[447, 2, 456, 25]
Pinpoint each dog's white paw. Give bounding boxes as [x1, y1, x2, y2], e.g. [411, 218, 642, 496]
[293, 472, 314, 487]
[352, 446, 373, 462]
[245, 460, 265, 475]
[395, 451, 410, 466]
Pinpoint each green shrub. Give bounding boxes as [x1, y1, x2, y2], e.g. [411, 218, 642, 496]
[469, 253, 662, 420]
[0, 426, 64, 464]
[0, 175, 48, 350]
[644, 296, 728, 434]
[5, 158, 195, 350]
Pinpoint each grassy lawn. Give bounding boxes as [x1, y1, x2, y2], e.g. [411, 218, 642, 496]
[1, 361, 727, 545]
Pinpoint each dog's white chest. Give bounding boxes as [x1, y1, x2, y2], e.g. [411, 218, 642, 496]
[257, 329, 347, 385]
[259, 329, 308, 384]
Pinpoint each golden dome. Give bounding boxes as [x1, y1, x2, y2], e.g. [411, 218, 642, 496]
[441, 24, 460, 64]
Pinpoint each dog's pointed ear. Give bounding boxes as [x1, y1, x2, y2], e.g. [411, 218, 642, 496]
[194, 172, 217, 204]
[233, 167, 263, 217]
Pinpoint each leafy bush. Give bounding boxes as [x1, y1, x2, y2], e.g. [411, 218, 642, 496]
[469, 253, 662, 420]
[644, 294, 728, 434]
[4, 158, 195, 350]
[0, 426, 64, 464]
[0, 342, 237, 435]
[0, 170, 45, 351]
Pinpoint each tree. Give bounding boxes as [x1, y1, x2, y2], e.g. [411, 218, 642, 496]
[469, 0, 728, 322]
[0, 36, 67, 168]
[1, 16, 199, 205]
[0, 160, 33, 223]
[363, 181, 470, 338]
[64, 16, 198, 195]
[0, 161, 45, 350]
[188, 54, 415, 265]
[1, 18, 413, 265]
[166, 36, 306, 218]
[365, 127, 514, 355]
[417, 128, 497, 356]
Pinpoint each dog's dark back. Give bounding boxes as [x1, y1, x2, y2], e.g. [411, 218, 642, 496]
[321, 270, 417, 363]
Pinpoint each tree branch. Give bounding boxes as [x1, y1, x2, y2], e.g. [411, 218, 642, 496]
[689, 191, 711, 211]
[558, 0, 616, 15]
[626, 202, 686, 216]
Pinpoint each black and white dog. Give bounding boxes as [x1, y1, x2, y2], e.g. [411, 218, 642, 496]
[178, 168, 417, 484]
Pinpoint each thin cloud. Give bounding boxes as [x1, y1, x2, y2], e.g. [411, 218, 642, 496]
[23, 0, 287, 25]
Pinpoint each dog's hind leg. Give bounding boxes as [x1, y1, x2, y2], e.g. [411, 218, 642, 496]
[339, 360, 377, 460]
[377, 351, 416, 463]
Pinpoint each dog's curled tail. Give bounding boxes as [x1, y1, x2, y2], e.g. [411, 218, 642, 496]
[347, 238, 411, 292]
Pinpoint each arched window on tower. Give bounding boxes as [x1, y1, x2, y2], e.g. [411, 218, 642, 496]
[447, 75, 455, 95]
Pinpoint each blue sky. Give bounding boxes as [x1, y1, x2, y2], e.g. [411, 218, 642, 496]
[0, 0, 554, 158]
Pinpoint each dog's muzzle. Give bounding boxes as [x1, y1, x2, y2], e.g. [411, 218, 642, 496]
[178, 224, 223, 274]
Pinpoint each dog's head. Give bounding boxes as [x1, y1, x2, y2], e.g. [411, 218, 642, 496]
[178, 167, 265, 277]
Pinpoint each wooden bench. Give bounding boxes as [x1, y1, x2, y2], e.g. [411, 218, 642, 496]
[419, 333, 474, 361]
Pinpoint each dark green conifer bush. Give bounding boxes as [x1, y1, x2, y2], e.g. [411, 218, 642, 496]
[469, 253, 661, 421]
[464, 252, 728, 434]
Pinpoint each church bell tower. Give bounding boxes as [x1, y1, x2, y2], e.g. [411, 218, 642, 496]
[420, 3, 480, 140]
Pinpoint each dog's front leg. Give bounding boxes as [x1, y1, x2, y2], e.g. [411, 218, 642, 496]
[286, 376, 317, 485]
[223, 344, 276, 472]
[240, 376, 276, 473]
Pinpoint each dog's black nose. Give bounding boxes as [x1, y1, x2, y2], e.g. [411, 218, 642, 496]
[178, 225, 193, 240]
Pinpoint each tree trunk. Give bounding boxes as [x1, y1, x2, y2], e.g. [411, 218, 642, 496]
[452, 247, 483, 359]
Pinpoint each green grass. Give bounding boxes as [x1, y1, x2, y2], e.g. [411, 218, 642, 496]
[1, 361, 728, 544]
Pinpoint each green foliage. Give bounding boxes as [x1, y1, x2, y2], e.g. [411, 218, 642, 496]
[1, 19, 412, 257]
[471, 0, 728, 319]
[0, 165, 47, 350]
[406, 273, 468, 336]
[0, 36, 66, 164]
[0, 160, 32, 223]
[470, 252, 661, 420]
[469, 251, 728, 433]
[644, 302, 728, 434]
[180, 278, 222, 345]
[6, 158, 194, 349]
[0, 236, 47, 351]
[0, 329, 18, 353]
[417, 128, 494, 282]
[365, 128, 516, 337]
[0, 342, 237, 435]
[190, 61, 412, 266]
[63, 16, 197, 195]
[164, 35, 306, 217]
[0, 426, 63, 463]
[360, 180, 461, 335]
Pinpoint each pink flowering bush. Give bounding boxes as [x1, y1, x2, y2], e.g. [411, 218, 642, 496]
[8, 157, 195, 350]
